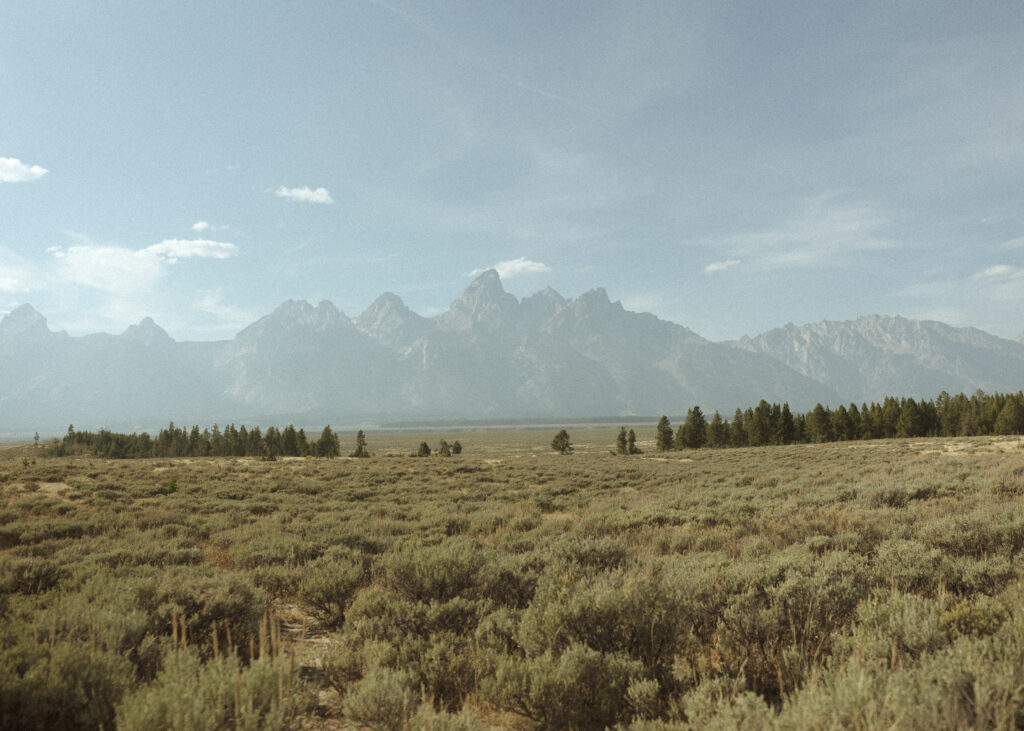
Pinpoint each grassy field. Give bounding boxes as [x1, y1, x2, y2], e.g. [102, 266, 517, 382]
[2, 430, 1024, 729]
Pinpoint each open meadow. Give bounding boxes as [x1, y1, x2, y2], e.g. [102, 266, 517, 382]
[3, 430, 1024, 729]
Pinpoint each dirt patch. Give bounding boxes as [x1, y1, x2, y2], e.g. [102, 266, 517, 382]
[38, 481, 72, 496]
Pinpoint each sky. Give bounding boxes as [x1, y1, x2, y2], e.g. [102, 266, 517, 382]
[2, 1, 1023, 342]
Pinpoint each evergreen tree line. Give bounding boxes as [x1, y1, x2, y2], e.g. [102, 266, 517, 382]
[46, 422, 353, 460]
[653, 389, 1024, 451]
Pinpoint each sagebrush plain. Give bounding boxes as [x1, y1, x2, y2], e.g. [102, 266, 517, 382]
[3, 430, 1024, 729]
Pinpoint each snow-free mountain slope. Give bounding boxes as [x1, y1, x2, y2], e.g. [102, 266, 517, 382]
[2, 275, 1023, 432]
[734, 315, 1024, 403]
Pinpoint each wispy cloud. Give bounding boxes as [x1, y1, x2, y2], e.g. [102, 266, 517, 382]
[275, 185, 334, 204]
[49, 239, 238, 294]
[146, 239, 238, 262]
[0, 274, 27, 293]
[0, 157, 47, 183]
[367, 0, 580, 109]
[196, 289, 257, 333]
[897, 265, 1024, 338]
[467, 257, 551, 279]
[0, 248, 41, 294]
[720, 196, 894, 270]
[705, 259, 740, 273]
[971, 264, 1024, 281]
[192, 221, 211, 232]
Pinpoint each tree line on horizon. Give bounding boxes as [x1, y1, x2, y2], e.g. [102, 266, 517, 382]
[46, 423, 355, 460]
[649, 389, 1024, 452]
[38, 389, 1024, 460]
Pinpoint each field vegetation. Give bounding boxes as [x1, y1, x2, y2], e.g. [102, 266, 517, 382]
[2, 429, 1024, 728]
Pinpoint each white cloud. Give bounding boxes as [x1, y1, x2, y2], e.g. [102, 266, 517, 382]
[705, 259, 740, 273]
[467, 257, 551, 279]
[191, 221, 228, 232]
[0, 157, 48, 182]
[971, 264, 1024, 283]
[0, 276, 25, 293]
[49, 238, 238, 294]
[275, 185, 334, 204]
[146, 239, 238, 262]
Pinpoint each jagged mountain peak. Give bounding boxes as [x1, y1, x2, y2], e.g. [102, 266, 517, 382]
[121, 317, 174, 346]
[364, 292, 407, 311]
[575, 287, 614, 308]
[461, 270, 516, 305]
[0, 303, 50, 340]
[237, 298, 351, 341]
[520, 286, 566, 325]
[355, 292, 428, 344]
[436, 270, 519, 333]
[736, 315, 1024, 403]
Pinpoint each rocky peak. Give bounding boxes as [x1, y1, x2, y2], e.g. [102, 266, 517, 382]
[236, 299, 351, 342]
[436, 270, 519, 334]
[0, 304, 51, 341]
[355, 293, 428, 344]
[572, 287, 621, 317]
[520, 286, 566, 326]
[121, 317, 174, 347]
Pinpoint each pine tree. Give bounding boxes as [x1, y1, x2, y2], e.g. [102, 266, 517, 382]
[778, 403, 795, 445]
[681, 406, 707, 449]
[656, 416, 674, 452]
[807, 404, 833, 443]
[627, 429, 640, 454]
[731, 409, 747, 447]
[451, 440, 463, 455]
[994, 396, 1024, 435]
[416, 441, 432, 457]
[616, 427, 628, 455]
[551, 429, 572, 454]
[282, 425, 298, 456]
[318, 425, 340, 458]
[707, 411, 729, 448]
[350, 430, 370, 458]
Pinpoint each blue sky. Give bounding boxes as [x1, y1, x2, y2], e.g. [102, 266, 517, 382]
[2, 1, 1022, 341]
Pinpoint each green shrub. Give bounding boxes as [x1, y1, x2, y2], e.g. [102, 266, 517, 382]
[296, 550, 369, 629]
[834, 592, 947, 668]
[116, 649, 302, 730]
[377, 538, 488, 603]
[483, 644, 645, 728]
[0, 640, 133, 730]
[0, 557, 66, 594]
[342, 667, 417, 730]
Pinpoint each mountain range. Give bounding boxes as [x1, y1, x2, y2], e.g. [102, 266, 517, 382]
[2, 270, 1023, 434]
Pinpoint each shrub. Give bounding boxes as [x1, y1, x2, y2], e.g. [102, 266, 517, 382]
[116, 649, 302, 730]
[296, 550, 370, 629]
[342, 667, 417, 731]
[0, 640, 133, 730]
[483, 644, 645, 728]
